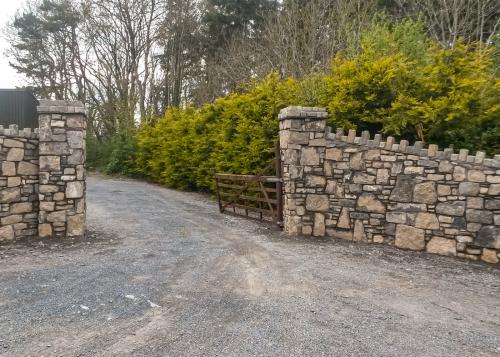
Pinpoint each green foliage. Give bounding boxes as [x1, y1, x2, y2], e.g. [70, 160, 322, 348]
[360, 19, 431, 64]
[104, 130, 137, 175]
[321, 21, 500, 154]
[86, 129, 137, 175]
[135, 73, 300, 190]
[321, 39, 500, 154]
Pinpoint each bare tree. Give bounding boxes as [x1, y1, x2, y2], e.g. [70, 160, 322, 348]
[210, 0, 378, 87]
[153, 0, 203, 110]
[80, 0, 164, 137]
[394, 0, 500, 47]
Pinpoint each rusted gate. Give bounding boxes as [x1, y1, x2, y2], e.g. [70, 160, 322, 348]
[214, 142, 283, 227]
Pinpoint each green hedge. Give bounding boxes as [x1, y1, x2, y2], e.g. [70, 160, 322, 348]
[134, 75, 301, 190]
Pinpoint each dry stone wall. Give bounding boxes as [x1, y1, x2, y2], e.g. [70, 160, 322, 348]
[279, 106, 500, 264]
[0, 100, 86, 243]
[0, 126, 39, 241]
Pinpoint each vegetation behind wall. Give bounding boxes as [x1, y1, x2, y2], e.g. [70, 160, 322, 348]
[130, 21, 500, 191]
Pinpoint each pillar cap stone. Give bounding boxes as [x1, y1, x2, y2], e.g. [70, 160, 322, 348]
[279, 106, 328, 120]
[37, 100, 86, 115]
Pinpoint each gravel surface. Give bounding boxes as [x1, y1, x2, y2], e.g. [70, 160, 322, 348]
[0, 174, 499, 357]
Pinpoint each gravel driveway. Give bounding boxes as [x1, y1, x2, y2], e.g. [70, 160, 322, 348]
[0, 175, 499, 357]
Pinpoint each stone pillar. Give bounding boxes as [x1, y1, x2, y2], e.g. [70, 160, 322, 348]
[37, 100, 86, 239]
[279, 106, 328, 236]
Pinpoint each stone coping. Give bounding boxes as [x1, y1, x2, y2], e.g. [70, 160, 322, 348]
[279, 106, 500, 168]
[0, 124, 39, 139]
[37, 99, 86, 115]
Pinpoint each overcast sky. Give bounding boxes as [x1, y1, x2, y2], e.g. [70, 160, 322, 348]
[0, 0, 27, 88]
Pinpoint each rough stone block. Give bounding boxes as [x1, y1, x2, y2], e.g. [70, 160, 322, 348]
[47, 210, 66, 223]
[53, 192, 65, 201]
[286, 216, 302, 236]
[7, 177, 21, 187]
[288, 131, 310, 145]
[435, 202, 465, 216]
[386, 212, 407, 224]
[458, 182, 480, 196]
[390, 176, 415, 203]
[51, 120, 65, 127]
[466, 197, 483, 209]
[365, 149, 380, 161]
[17, 161, 38, 176]
[39, 156, 61, 171]
[395, 225, 425, 251]
[10, 202, 32, 214]
[39, 185, 60, 194]
[325, 180, 339, 195]
[453, 166, 466, 181]
[39, 201, 56, 212]
[466, 209, 493, 224]
[326, 229, 353, 240]
[486, 175, 500, 184]
[1, 215, 23, 225]
[413, 182, 437, 204]
[485, 199, 500, 210]
[0, 187, 21, 203]
[0, 225, 15, 241]
[475, 226, 500, 249]
[353, 173, 376, 184]
[325, 148, 342, 161]
[481, 249, 499, 264]
[350, 152, 365, 170]
[426, 237, 456, 256]
[438, 161, 454, 173]
[284, 149, 299, 165]
[306, 195, 329, 212]
[467, 170, 485, 183]
[306, 175, 326, 188]
[488, 184, 500, 195]
[67, 214, 85, 237]
[357, 193, 385, 213]
[337, 208, 351, 228]
[66, 181, 84, 199]
[3, 139, 23, 148]
[313, 213, 325, 236]
[437, 184, 451, 196]
[1, 161, 16, 176]
[353, 220, 367, 241]
[67, 149, 85, 165]
[300, 147, 320, 166]
[376, 169, 390, 184]
[7, 148, 24, 161]
[415, 213, 439, 229]
[38, 223, 53, 238]
[39, 142, 70, 155]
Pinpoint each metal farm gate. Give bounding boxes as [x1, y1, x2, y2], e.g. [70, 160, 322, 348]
[214, 142, 283, 227]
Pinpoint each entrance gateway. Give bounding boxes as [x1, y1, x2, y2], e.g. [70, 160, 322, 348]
[214, 142, 283, 227]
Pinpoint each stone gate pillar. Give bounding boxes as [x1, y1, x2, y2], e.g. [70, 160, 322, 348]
[37, 100, 86, 239]
[279, 106, 328, 236]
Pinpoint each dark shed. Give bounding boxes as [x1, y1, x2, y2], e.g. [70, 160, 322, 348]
[0, 89, 39, 129]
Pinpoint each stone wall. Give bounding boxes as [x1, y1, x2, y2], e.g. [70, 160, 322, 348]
[0, 100, 86, 242]
[279, 106, 500, 264]
[0, 126, 39, 241]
